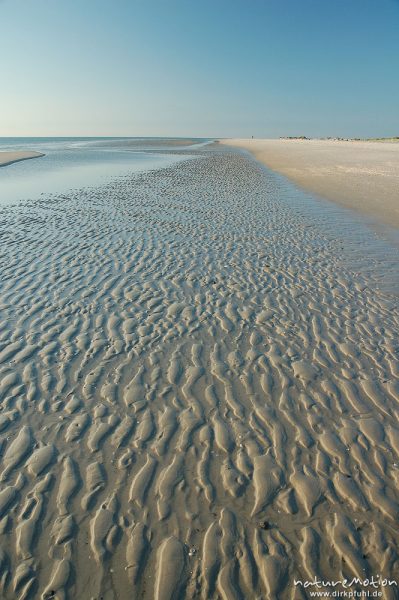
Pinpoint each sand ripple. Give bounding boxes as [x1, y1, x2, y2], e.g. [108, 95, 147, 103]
[0, 150, 398, 598]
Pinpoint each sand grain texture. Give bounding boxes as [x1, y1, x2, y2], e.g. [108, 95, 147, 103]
[0, 147, 398, 598]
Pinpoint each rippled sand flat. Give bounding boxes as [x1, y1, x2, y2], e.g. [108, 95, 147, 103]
[0, 148, 399, 599]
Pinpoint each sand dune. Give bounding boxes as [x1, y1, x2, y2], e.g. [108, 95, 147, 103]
[220, 138, 399, 229]
[0, 151, 45, 167]
[0, 147, 398, 598]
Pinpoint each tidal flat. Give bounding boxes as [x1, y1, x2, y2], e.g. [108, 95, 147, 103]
[0, 145, 398, 599]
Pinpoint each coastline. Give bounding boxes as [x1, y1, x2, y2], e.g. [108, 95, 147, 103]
[0, 150, 45, 167]
[220, 138, 399, 229]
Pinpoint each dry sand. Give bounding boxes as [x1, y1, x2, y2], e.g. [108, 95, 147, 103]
[0, 151, 45, 167]
[220, 138, 399, 229]
[0, 147, 398, 599]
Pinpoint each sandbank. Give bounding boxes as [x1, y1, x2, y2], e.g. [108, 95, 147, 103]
[0, 150, 45, 167]
[220, 138, 399, 229]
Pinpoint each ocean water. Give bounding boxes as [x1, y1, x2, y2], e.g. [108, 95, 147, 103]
[0, 137, 206, 205]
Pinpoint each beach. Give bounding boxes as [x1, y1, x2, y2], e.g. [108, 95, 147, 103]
[0, 151, 44, 167]
[0, 143, 398, 599]
[221, 138, 399, 229]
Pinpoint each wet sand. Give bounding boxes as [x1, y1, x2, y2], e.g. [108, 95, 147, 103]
[0, 147, 399, 599]
[220, 138, 399, 229]
[0, 151, 45, 167]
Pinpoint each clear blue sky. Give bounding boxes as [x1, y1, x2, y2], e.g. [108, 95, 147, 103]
[1, 0, 398, 137]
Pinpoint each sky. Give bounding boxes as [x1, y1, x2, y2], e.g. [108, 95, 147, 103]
[1, 0, 399, 138]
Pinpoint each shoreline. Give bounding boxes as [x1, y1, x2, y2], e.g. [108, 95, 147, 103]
[220, 138, 399, 230]
[0, 150, 45, 167]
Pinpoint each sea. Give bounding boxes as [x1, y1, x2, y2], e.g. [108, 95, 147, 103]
[0, 137, 208, 205]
